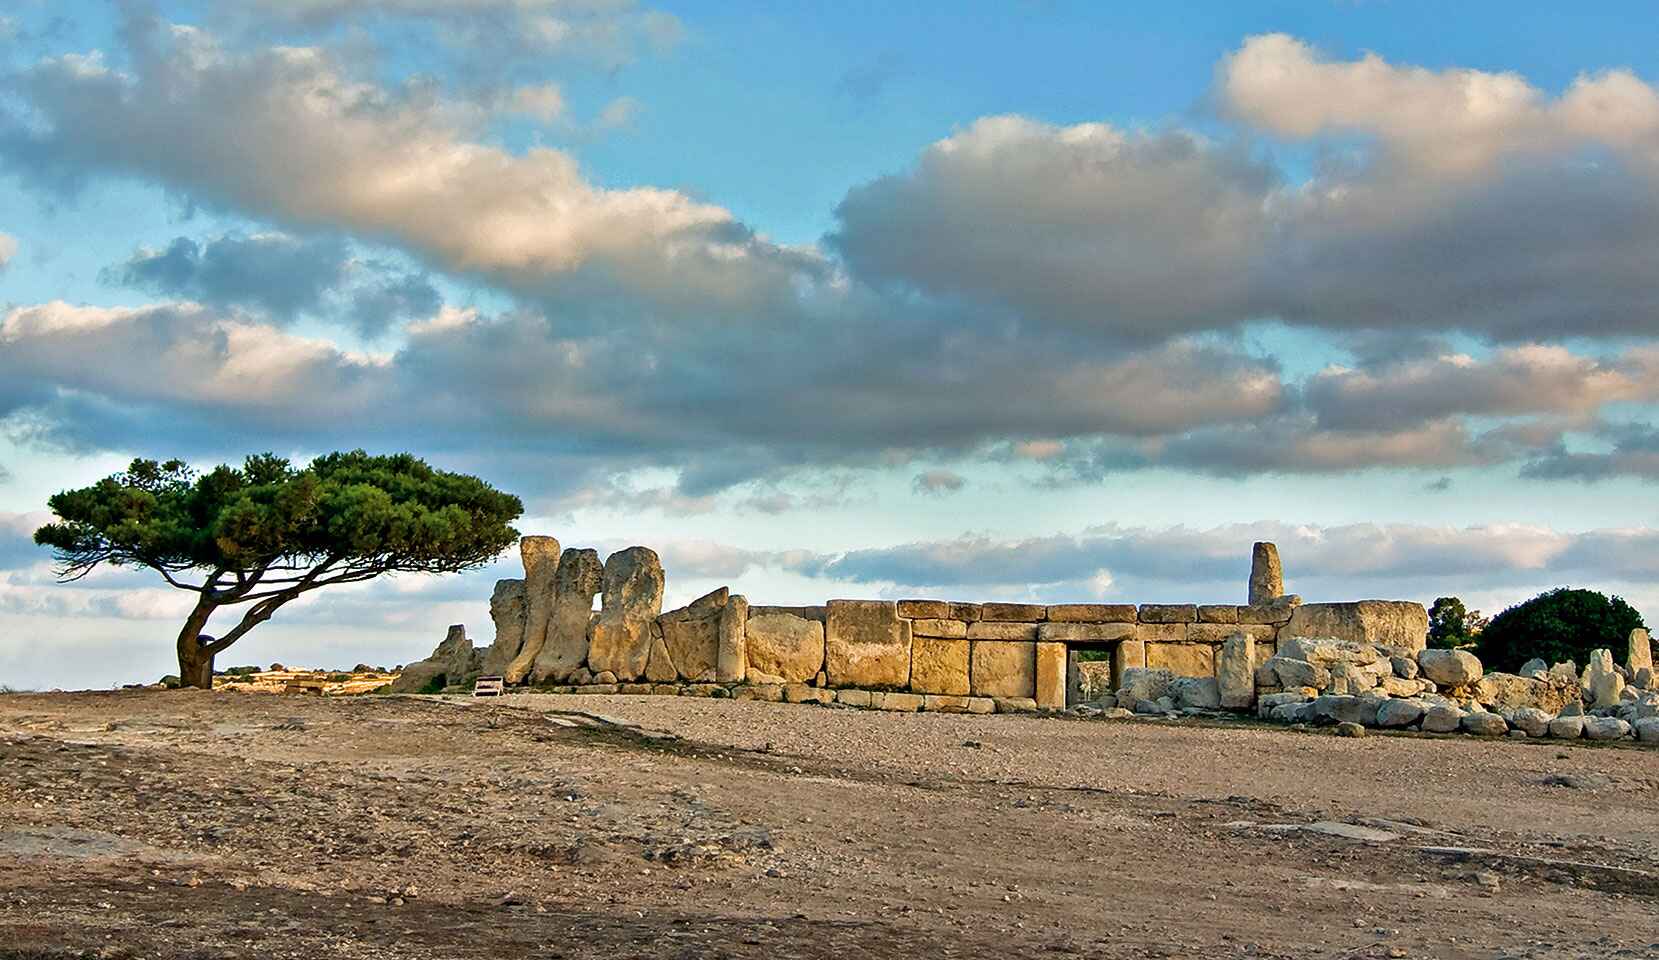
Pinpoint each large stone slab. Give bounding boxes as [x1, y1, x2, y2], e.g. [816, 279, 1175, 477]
[1047, 604, 1137, 623]
[585, 546, 665, 682]
[896, 599, 950, 618]
[503, 536, 561, 683]
[478, 578, 527, 677]
[1112, 639, 1146, 688]
[1284, 601, 1429, 651]
[911, 636, 971, 696]
[1249, 541, 1284, 605]
[1139, 604, 1197, 623]
[717, 595, 747, 683]
[1630, 628, 1654, 675]
[1217, 633, 1256, 710]
[825, 600, 912, 689]
[970, 640, 1036, 698]
[660, 613, 720, 683]
[745, 612, 825, 683]
[1035, 642, 1067, 709]
[981, 603, 1046, 622]
[530, 548, 604, 684]
[1037, 621, 1135, 642]
[968, 621, 1039, 641]
[1146, 642, 1215, 677]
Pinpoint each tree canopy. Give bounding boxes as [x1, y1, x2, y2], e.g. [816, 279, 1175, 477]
[1473, 587, 1645, 673]
[35, 451, 522, 687]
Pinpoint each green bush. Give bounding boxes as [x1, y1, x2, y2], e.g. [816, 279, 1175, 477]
[1427, 596, 1488, 648]
[1473, 588, 1645, 673]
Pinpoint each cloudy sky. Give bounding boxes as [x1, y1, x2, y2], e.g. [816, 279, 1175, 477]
[3, 1, 1659, 688]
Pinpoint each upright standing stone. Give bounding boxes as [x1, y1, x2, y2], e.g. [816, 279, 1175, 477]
[1112, 639, 1146, 689]
[1630, 628, 1654, 676]
[1035, 642, 1067, 710]
[1249, 542, 1284, 606]
[1584, 648, 1625, 709]
[585, 547, 666, 681]
[478, 578, 527, 677]
[503, 536, 560, 684]
[530, 548, 605, 683]
[1217, 632, 1256, 710]
[717, 594, 748, 682]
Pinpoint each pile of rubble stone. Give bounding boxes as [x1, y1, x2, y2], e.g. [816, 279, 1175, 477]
[1114, 629, 1658, 743]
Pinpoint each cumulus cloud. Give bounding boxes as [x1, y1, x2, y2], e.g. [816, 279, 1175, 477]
[107, 233, 349, 317]
[0, 232, 15, 270]
[1522, 423, 1659, 482]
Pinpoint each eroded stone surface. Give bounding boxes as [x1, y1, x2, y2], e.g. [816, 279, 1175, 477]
[970, 640, 1035, 698]
[530, 548, 605, 684]
[745, 612, 825, 683]
[717, 595, 748, 683]
[1035, 642, 1066, 709]
[1146, 642, 1214, 677]
[1217, 633, 1255, 709]
[478, 578, 527, 678]
[503, 536, 561, 684]
[1418, 648, 1482, 687]
[825, 600, 912, 689]
[911, 636, 971, 696]
[389, 624, 473, 693]
[1249, 542, 1284, 605]
[585, 547, 665, 682]
[1284, 601, 1429, 651]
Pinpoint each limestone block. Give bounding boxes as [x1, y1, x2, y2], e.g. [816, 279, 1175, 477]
[1418, 648, 1483, 687]
[1630, 628, 1654, 675]
[1198, 604, 1239, 624]
[1547, 715, 1585, 739]
[388, 624, 474, 693]
[746, 612, 824, 683]
[643, 629, 678, 683]
[1518, 658, 1549, 679]
[1112, 640, 1146, 686]
[1510, 707, 1552, 737]
[1170, 676, 1221, 709]
[1217, 633, 1255, 710]
[1311, 695, 1374, 726]
[584, 546, 665, 682]
[1116, 667, 1174, 710]
[1189, 622, 1274, 644]
[784, 683, 831, 704]
[1047, 604, 1137, 622]
[1146, 642, 1214, 677]
[716, 595, 748, 683]
[1583, 716, 1629, 741]
[982, 602, 1046, 622]
[1035, 642, 1067, 709]
[993, 697, 1038, 713]
[1037, 621, 1135, 642]
[1239, 595, 1301, 625]
[1249, 541, 1284, 605]
[1392, 655, 1421, 680]
[504, 536, 561, 683]
[1421, 704, 1464, 733]
[1462, 712, 1508, 737]
[1262, 656, 1331, 690]
[970, 640, 1036, 698]
[1284, 601, 1429, 651]
[1474, 672, 1580, 714]
[825, 600, 912, 689]
[872, 691, 924, 712]
[923, 694, 972, 713]
[734, 684, 784, 703]
[1375, 698, 1426, 728]
[897, 599, 950, 619]
[911, 618, 968, 638]
[1634, 717, 1659, 743]
[835, 689, 873, 708]
[949, 602, 983, 621]
[528, 548, 606, 684]
[1135, 622, 1188, 643]
[1377, 676, 1420, 698]
[660, 613, 720, 683]
[966, 697, 996, 714]
[968, 621, 1039, 641]
[1585, 649, 1625, 709]
[748, 604, 827, 622]
[478, 578, 528, 678]
[1139, 604, 1197, 623]
[910, 636, 971, 696]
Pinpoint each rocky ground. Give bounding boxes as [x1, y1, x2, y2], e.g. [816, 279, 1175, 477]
[1, 690, 1657, 959]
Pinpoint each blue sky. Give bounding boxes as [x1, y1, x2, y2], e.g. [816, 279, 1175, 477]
[4, 1, 1659, 688]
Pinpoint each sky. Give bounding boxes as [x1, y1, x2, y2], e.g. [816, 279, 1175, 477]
[4, 1, 1659, 689]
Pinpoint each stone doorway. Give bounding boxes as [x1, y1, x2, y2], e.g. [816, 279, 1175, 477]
[1065, 644, 1117, 707]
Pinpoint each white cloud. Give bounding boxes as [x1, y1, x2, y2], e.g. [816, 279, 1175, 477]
[0, 233, 16, 270]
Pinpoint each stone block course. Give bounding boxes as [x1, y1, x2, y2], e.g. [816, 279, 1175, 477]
[1139, 603, 1198, 623]
[1135, 622, 1188, 643]
[981, 602, 1047, 622]
[911, 618, 968, 638]
[1197, 604, 1239, 624]
[968, 621, 1039, 641]
[1037, 621, 1135, 642]
[948, 602, 983, 622]
[1046, 603, 1136, 622]
[897, 599, 950, 619]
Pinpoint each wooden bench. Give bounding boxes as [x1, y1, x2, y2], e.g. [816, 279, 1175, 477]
[473, 676, 506, 697]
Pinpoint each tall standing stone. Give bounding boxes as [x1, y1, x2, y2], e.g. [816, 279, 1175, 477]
[717, 594, 748, 683]
[1584, 648, 1625, 709]
[478, 578, 527, 677]
[503, 536, 560, 684]
[1035, 642, 1067, 710]
[1217, 632, 1256, 710]
[585, 547, 666, 681]
[1248, 541, 1284, 606]
[531, 548, 604, 683]
[1630, 628, 1654, 676]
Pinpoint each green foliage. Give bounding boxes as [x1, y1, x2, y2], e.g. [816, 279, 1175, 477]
[1427, 596, 1489, 649]
[1474, 588, 1646, 672]
[1073, 649, 1111, 662]
[36, 451, 523, 582]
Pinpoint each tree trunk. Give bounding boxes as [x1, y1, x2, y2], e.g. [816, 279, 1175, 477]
[176, 597, 218, 690]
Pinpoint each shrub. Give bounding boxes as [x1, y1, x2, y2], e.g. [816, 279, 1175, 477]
[1474, 588, 1646, 673]
[1427, 597, 1488, 648]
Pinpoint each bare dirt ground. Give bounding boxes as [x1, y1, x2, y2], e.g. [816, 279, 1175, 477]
[1, 690, 1657, 960]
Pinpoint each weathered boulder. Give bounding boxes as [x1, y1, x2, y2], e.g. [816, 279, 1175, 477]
[746, 612, 825, 683]
[503, 536, 561, 683]
[1278, 636, 1383, 667]
[530, 548, 605, 684]
[1421, 703, 1464, 733]
[1115, 667, 1174, 711]
[478, 578, 527, 677]
[826, 600, 913, 689]
[1461, 711, 1508, 737]
[585, 547, 665, 681]
[1630, 628, 1654, 675]
[1547, 715, 1585, 739]
[1418, 648, 1482, 687]
[1260, 656, 1330, 690]
[1311, 695, 1374, 726]
[971, 640, 1036, 698]
[1635, 717, 1659, 744]
[1391, 655, 1420, 680]
[1170, 676, 1221, 710]
[388, 624, 473, 693]
[1217, 633, 1255, 709]
[1284, 601, 1429, 651]
[1248, 541, 1284, 605]
[1375, 698, 1426, 728]
[1518, 658, 1549, 680]
[1473, 672, 1580, 715]
[1584, 649, 1625, 709]
[1583, 716, 1630, 741]
[1508, 707, 1552, 738]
